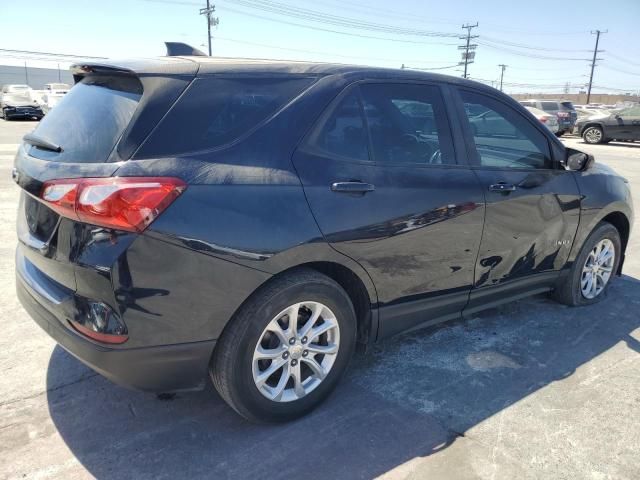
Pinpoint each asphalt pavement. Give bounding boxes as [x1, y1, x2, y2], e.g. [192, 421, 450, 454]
[0, 121, 638, 480]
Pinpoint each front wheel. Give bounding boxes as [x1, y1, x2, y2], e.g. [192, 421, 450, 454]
[210, 269, 356, 422]
[552, 222, 621, 306]
[583, 126, 605, 144]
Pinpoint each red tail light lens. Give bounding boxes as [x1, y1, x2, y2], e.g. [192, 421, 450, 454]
[557, 112, 569, 118]
[41, 177, 186, 232]
[539, 116, 548, 123]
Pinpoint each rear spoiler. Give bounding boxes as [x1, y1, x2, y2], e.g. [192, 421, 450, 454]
[70, 64, 136, 84]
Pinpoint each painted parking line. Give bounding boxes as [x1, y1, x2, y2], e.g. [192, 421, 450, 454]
[0, 144, 20, 152]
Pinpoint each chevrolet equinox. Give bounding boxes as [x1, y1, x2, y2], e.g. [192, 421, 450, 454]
[14, 46, 633, 422]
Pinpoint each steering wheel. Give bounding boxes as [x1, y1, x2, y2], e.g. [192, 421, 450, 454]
[428, 149, 442, 164]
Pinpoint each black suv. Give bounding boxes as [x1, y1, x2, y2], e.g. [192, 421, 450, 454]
[577, 106, 640, 144]
[518, 99, 577, 136]
[14, 51, 633, 422]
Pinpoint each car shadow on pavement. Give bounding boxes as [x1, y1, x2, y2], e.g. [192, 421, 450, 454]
[46, 276, 640, 479]
[577, 141, 640, 149]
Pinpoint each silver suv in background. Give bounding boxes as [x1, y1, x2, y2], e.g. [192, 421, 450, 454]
[519, 100, 577, 137]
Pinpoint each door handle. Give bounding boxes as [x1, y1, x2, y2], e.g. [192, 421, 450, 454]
[331, 181, 375, 194]
[489, 182, 516, 193]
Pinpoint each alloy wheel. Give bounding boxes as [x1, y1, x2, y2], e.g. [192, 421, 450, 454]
[584, 127, 602, 144]
[581, 238, 615, 299]
[252, 301, 340, 402]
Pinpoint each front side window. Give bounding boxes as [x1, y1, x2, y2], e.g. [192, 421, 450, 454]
[359, 83, 455, 165]
[460, 90, 552, 169]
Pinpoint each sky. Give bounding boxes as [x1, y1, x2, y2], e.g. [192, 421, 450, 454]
[1, 0, 639, 94]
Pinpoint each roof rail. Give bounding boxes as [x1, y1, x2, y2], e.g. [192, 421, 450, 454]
[165, 42, 208, 57]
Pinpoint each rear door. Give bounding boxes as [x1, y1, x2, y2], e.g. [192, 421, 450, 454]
[452, 88, 581, 312]
[293, 81, 485, 339]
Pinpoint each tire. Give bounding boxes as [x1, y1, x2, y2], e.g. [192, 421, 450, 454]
[582, 125, 605, 144]
[210, 268, 357, 422]
[552, 222, 621, 306]
[555, 130, 564, 137]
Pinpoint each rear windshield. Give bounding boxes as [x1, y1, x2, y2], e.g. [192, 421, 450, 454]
[136, 76, 315, 157]
[560, 101, 575, 110]
[29, 75, 142, 163]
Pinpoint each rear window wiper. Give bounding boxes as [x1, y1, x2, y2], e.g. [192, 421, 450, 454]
[23, 133, 63, 153]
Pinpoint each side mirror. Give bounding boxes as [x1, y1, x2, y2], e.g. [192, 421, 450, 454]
[564, 148, 594, 171]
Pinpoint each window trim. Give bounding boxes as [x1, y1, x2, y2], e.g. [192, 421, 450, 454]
[452, 86, 562, 172]
[301, 79, 462, 168]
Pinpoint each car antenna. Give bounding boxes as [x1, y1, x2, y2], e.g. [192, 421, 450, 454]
[165, 42, 208, 57]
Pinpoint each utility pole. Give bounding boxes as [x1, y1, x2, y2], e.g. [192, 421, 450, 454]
[199, 0, 219, 56]
[586, 29, 607, 104]
[498, 64, 507, 91]
[458, 23, 478, 79]
[24, 61, 29, 86]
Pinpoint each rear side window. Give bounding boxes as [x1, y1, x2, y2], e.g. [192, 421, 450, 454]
[311, 91, 369, 161]
[138, 76, 315, 157]
[29, 75, 142, 163]
[541, 101, 558, 111]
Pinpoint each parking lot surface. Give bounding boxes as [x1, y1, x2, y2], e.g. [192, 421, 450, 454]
[1, 121, 639, 480]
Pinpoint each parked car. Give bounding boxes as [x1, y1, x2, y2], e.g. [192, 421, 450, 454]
[0, 84, 43, 120]
[577, 105, 640, 144]
[524, 106, 559, 133]
[40, 84, 70, 115]
[518, 99, 577, 136]
[14, 49, 633, 422]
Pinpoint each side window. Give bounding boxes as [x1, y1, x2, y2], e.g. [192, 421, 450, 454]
[460, 90, 552, 169]
[310, 90, 369, 161]
[360, 83, 456, 165]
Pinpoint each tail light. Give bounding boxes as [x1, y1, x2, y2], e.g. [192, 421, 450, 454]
[539, 116, 548, 123]
[557, 112, 569, 118]
[41, 177, 186, 232]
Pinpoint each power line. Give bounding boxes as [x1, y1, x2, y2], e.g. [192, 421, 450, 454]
[477, 41, 589, 61]
[481, 36, 591, 53]
[0, 48, 106, 60]
[212, 35, 454, 65]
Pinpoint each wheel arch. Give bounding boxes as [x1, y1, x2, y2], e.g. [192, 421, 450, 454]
[212, 260, 378, 356]
[580, 122, 606, 136]
[601, 211, 630, 253]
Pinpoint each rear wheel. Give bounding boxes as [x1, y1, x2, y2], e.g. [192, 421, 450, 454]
[210, 269, 357, 422]
[553, 222, 621, 306]
[583, 126, 605, 144]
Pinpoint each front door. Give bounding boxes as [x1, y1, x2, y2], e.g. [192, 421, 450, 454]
[454, 88, 581, 312]
[293, 82, 485, 338]
[608, 106, 640, 140]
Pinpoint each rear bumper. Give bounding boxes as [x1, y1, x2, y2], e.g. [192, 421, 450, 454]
[3, 105, 43, 118]
[16, 251, 215, 393]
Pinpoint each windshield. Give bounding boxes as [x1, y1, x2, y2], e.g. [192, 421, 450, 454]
[28, 75, 142, 163]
